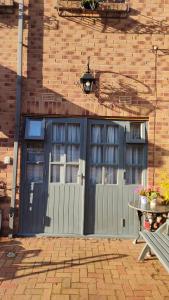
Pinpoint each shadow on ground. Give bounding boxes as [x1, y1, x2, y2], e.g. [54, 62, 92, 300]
[0, 238, 127, 281]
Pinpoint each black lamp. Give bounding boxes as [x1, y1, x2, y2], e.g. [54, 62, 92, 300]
[80, 58, 96, 94]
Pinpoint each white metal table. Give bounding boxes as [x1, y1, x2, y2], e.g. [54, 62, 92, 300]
[128, 200, 169, 244]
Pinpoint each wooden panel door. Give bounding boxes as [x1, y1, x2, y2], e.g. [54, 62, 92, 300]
[20, 142, 47, 234]
[85, 120, 147, 237]
[45, 118, 86, 235]
[20, 118, 147, 237]
[84, 120, 124, 236]
[122, 122, 147, 237]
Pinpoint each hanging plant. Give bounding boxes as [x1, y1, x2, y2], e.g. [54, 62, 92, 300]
[81, 0, 103, 10]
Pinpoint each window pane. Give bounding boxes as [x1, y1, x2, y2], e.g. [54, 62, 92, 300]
[91, 146, 103, 164]
[105, 167, 117, 184]
[126, 145, 143, 165]
[28, 120, 43, 137]
[53, 124, 65, 143]
[126, 167, 142, 184]
[27, 143, 44, 163]
[90, 167, 102, 184]
[51, 165, 60, 182]
[91, 125, 104, 144]
[106, 126, 119, 144]
[67, 124, 80, 143]
[66, 166, 78, 183]
[52, 145, 65, 162]
[130, 123, 141, 140]
[105, 146, 118, 164]
[67, 145, 80, 162]
[27, 165, 43, 182]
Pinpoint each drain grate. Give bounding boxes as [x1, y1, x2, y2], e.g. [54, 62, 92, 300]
[6, 252, 16, 258]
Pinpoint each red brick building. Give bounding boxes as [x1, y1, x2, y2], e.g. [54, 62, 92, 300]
[0, 0, 169, 236]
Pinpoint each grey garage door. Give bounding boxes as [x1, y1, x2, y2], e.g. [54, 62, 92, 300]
[85, 120, 147, 237]
[20, 118, 147, 237]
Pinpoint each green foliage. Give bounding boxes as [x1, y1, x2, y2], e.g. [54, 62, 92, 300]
[135, 185, 160, 202]
[81, 0, 103, 9]
[147, 192, 158, 202]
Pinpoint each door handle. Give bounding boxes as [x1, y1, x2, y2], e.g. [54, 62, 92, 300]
[77, 173, 85, 185]
[121, 219, 126, 227]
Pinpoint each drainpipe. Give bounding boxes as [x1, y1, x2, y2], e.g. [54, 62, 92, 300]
[9, 0, 24, 237]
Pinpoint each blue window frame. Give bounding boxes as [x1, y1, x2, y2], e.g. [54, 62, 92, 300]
[24, 118, 45, 140]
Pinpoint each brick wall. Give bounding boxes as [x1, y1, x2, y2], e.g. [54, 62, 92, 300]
[1, 0, 169, 234]
[0, 0, 18, 234]
[0, 0, 13, 6]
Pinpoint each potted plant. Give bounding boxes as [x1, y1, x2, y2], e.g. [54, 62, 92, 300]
[135, 185, 160, 207]
[145, 186, 160, 208]
[134, 186, 148, 204]
[81, 0, 103, 10]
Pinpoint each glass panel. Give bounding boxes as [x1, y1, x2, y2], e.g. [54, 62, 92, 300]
[53, 124, 65, 143]
[52, 145, 65, 162]
[67, 124, 80, 143]
[66, 166, 78, 183]
[126, 145, 143, 165]
[27, 165, 43, 182]
[51, 165, 60, 182]
[126, 167, 142, 184]
[91, 125, 104, 144]
[27, 120, 43, 137]
[90, 167, 102, 184]
[91, 146, 103, 164]
[27, 143, 44, 163]
[105, 146, 118, 164]
[130, 123, 141, 140]
[67, 145, 80, 162]
[106, 126, 119, 144]
[105, 167, 117, 184]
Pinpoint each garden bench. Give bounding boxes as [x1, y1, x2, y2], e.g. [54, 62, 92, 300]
[138, 219, 169, 273]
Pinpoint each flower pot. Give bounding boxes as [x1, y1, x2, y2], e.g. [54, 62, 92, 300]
[140, 195, 147, 205]
[144, 219, 151, 231]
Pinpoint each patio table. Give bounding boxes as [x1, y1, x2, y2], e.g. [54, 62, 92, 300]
[128, 200, 169, 244]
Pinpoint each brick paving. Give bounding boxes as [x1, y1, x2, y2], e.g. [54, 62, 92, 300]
[0, 237, 169, 300]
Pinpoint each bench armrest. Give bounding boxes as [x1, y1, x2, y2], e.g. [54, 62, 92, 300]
[156, 219, 169, 235]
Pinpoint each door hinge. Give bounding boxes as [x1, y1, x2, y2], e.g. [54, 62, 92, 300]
[9, 207, 17, 218]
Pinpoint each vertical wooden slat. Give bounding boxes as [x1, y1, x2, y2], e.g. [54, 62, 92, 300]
[107, 186, 112, 233]
[102, 186, 108, 233]
[59, 185, 64, 233]
[63, 186, 69, 233]
[64, 185, 70, 233]
[69, 185, 74, 233]
[74, 185, 79, 233]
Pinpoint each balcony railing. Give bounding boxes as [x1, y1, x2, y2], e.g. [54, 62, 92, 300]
[0, 0, 14, 13]
[55, 0, 130, 18]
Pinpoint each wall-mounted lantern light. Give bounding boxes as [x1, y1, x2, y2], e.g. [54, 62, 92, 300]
[80, 57, 96, 94]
